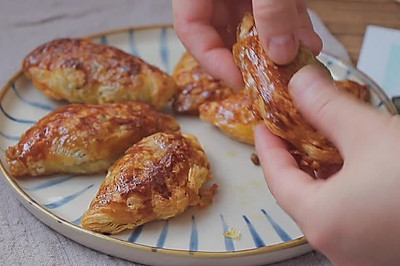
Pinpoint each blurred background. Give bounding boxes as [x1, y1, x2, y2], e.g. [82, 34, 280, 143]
[309, 0, 400, 63]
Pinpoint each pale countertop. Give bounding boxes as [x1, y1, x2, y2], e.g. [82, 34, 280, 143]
[0, 1, 332, 265]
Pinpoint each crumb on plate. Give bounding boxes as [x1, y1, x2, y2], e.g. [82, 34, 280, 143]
[223, 227, 241, 239]
[250, 153, 260, 166]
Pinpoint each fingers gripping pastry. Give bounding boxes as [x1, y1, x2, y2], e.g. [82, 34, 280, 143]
[172, 52, 234, 114]
[198, 80, 368, 147]
[6, 102, 179, 177]
[82, 132, 217, 234]
[233, 14, 342, 171]
[199, 91, 262, 145]
[22, 38, 178, 109]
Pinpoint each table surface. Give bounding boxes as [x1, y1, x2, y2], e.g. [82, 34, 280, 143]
[309, 0, 400, 63]
[0, 1, 398, 265]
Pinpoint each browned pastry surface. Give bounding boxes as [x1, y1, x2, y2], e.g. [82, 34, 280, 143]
[22, 38, 177, 109]
[82, 132, 217, 234]
[6, 102, 179, 177]
[233, 14, 342, 171]
[335, 80, 370, 102]
[199, 91, 262, 145]
[172, 52, 234, 114]
[199, 79, 369, 147]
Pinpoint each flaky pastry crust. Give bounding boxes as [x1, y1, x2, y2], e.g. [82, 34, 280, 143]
[82, 132, 216, 234]
[233, 14, 342, 171]
[172, 52, 234, 114]
[23, 38, 178, 109]
[199, 91, 262, 145]
[6, 102, 179, 177]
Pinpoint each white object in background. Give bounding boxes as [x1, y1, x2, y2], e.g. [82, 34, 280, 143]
[357, 25, 400, 99]
[308, 10, 351, 62]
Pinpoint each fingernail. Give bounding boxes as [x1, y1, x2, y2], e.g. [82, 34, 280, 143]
[267, 34, 297, 65]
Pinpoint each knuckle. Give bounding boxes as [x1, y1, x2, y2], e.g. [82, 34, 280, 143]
[312, 89, 341, 122]
[295, 0, 307, 13]
[254, 0, 296, 21]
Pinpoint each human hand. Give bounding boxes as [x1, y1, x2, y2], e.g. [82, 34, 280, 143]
[255, 66, 400, 265]
[172, 0, 322, 89]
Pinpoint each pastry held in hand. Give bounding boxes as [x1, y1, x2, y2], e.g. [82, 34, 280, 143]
[199, 80, 369, 147]
[199, 91, 262, 145]
[336, 80, 370, 102]
[172, 52, 234, 114]
[233, 14, 342, 170]
[82, 132, 217, 234]
[22, 38, 178, 110]
[6, 102, 179, 177]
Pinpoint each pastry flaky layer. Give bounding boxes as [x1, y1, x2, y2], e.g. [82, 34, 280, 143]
[199, 80, 369, 146]
[22, 38, 178, 110]
[172, 52, 234, 114]
[233, 13, 343, 171]
[335, 80, 370, 103]
[82, 132, 217, 234]
[6, 102, 179, 177]
[199, 91, 263, 145]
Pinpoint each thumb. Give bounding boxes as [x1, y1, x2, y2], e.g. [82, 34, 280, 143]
[289, 65, 390, 156]
[254, 124, 319, 220]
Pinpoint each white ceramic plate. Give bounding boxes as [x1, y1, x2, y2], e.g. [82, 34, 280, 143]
[0, 26, 396, 266]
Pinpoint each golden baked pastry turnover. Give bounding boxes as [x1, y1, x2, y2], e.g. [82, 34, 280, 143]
[198, 80, 369, 146]
[23, 38, 178, 110]
[6, 102, 179, 177]
[172, 52, 234, 114]
[233, 14, 342, 171]
[199, 91, 262, 145]
[82, 132, 217, 234]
